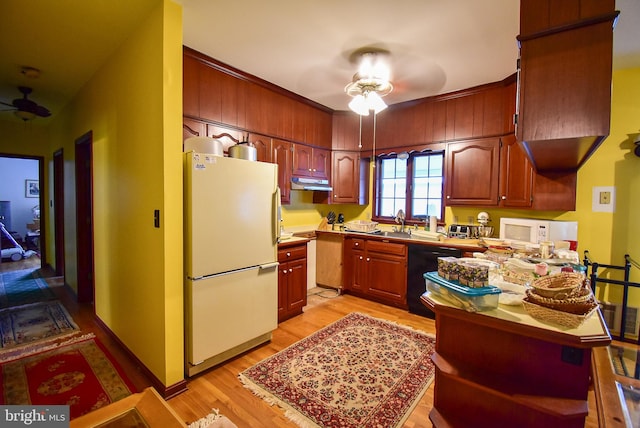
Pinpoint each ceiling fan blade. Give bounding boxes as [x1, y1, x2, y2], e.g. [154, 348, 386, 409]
[34, 105, 51, 117]
[0, 100, 16, 108]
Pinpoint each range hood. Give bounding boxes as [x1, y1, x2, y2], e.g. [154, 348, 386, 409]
[290, 177, 332, 191]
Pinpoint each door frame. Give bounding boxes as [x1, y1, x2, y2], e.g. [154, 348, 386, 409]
[53, 149, 65, 277]
[74, 132, 94, 303]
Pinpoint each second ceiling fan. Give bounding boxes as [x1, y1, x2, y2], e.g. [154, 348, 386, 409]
[0, 86, 51, 121]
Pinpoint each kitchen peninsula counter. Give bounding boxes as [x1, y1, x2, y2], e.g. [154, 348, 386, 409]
[421, 292, 611, 428]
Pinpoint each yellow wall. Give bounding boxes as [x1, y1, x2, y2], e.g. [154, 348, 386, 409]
[47, 0, 184, 386]
[282, 189, 370, 228]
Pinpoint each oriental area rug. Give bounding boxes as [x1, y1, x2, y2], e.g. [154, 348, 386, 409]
[0, 335, 137, 419]
[239, 312, 436, 428]
[0, 300, 80, 357]
[0, 269, 55, 309]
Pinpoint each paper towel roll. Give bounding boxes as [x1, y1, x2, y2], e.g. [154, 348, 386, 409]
[429, 216, 437, 232]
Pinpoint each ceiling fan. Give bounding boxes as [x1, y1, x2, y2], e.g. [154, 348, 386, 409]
[0, 86, 51, 121]
[344, 48, 394, 116]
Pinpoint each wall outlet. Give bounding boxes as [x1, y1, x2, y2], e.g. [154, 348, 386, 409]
[592, 186, 615, 213]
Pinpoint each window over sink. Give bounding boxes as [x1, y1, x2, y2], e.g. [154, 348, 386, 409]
[373, 151, 444, 224]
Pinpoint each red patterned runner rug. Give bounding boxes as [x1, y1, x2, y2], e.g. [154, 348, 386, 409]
[0, 335, 137, 419]
[239, 312, 435, 428]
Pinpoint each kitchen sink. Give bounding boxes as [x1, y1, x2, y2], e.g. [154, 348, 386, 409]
[381, 231, 413, 239]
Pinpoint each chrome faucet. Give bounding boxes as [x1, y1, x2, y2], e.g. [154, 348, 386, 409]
[395, 209, 406, 233]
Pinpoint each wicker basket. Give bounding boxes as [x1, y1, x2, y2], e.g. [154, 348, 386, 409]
[522, 299, 599, 328]
[530, 272, 586, 299]
[345, 220, 378, 233]
[525, 289, 597, 314]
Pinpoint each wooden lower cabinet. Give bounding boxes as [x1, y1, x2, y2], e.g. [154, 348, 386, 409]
[343, 237, 407, 308]
[277, 241, 307, 322]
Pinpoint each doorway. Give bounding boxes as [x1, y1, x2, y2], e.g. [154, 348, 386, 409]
[75, 132, 94, 303]
[0, 154, 44, 272]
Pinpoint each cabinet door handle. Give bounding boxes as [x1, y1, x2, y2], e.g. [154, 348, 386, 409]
[366, 258, 370, 262]
[286, 252, 291, 257]
[289, 268, 293, 273]
[355, 242, 359, 247]
[446, 195, 450, 199]
[501, 195, 507, 200]
[282, 269, 287, 274]
[359, 256, 363, 260]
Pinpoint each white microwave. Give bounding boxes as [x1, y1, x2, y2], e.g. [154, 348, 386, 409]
[499, 218, 578, 244]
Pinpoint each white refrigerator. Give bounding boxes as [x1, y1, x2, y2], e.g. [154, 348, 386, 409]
[184, 152, 280, 377]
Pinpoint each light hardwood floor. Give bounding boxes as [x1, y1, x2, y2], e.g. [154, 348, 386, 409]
[8, 260, 605, 428]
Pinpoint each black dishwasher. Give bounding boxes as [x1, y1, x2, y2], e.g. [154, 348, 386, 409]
[407, 244, 461, 318]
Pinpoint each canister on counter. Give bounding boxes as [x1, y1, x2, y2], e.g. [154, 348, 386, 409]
[540, 241, 554, 259]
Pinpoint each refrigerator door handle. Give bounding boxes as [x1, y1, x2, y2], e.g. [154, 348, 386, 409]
[274, 186, 281, 243]
[259, 262, 279, 270]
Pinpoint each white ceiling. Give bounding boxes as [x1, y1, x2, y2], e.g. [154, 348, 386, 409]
[1, 0, 639, 124]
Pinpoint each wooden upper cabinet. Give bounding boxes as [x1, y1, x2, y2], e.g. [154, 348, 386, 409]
[444, 134, 576, 211]
[292, 145, 329, 180]
[273, 139, 292, 204]
[312, 148, 330, 179]
[183, 54, 200, 118]
[314, 150, 369, 205]
[503, 79, 517, 135]
[446, 95, 475, 141]
[198, 64, 222, 123]
[332, 151, 359, 203]
[431, 100, 448, 142]
[445, 138, 500, 206]
[516, 0, 618, 171]
[519, 0, 615, 35]
[499, 135, 533, 208]
[250, 134, 272, 163]
[292, 144, 312, 177]
[372, 77, 515, 151]
[332, 112, 361, 150]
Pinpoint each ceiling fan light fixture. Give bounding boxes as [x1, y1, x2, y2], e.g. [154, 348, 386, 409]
[14, 110, 36, 121]
[345, 51, 393, 115]
[366, 91, 388, 114]
[348, 94, 370, 116]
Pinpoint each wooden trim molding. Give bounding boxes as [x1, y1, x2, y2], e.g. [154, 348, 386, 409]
[517, 12, 620, 42]
[183, 122, 200, 137]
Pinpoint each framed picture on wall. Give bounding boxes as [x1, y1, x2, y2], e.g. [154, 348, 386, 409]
[26, 179, 39, 198]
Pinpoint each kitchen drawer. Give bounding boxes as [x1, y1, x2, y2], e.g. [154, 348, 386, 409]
[278, 245, 307, 262]
[350, 238, 366, 250]
[367, 240, 406, 256]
